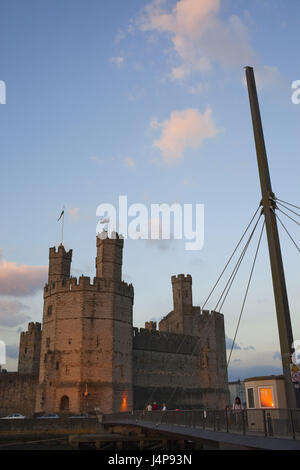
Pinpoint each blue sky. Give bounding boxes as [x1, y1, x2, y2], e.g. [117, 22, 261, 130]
[0, 0, 299, 380]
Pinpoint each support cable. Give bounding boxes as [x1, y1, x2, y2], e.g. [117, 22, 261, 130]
[146, 206, 262, 410]
[201, 204, 261, 310]
[227, 221, 265, 369]
[274, 197, 300, 212]
[273, 210, 300, 254]
[167, 217, 263, 407]
[275, 201, 300, 219]
[277, 207, 300, 227]
[214, 213, 262, 312]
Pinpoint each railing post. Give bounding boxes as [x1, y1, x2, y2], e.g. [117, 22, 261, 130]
[242, 409, 246, 435]
[267, 412, 273, 436]
[262, 409, 267, 436]
[225, 407, 229, 433]
[290, 409, 296, 440]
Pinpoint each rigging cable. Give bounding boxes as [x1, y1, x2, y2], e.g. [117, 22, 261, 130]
[277, 207, 300, 227]
[273, 197, 300, 212]
[272, 209, 300, 254]
[214, 213, 262, 312]
[274, 200, 300, 219]
[227, 220, 265, 369]
[201, 204, 261, 310]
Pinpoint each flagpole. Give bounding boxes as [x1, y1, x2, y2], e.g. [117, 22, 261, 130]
[61, 205, 65, 246]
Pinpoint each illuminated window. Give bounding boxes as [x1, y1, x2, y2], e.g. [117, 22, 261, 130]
[121, 395, 128, 412]
[259, 387, 274, 408]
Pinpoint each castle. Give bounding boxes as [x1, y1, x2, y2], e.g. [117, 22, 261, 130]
[0, 234, 229, 416]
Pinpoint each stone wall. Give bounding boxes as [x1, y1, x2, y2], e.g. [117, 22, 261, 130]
[0, 372, 38, 417]
[0, 417, 99, 435]
[132, 321, 229, 411]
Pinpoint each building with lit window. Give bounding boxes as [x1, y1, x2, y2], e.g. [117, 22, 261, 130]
[244, 375, 287, 409]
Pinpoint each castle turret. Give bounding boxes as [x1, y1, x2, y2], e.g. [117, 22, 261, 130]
[172, 274, 193, 315]
[159, 274, 194, 334]
[96, 232, 123, 281]
[18, 322, 41, 375]
[48, 245, 72, 284]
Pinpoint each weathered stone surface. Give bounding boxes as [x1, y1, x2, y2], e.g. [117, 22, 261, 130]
[1, 236, 229, 417]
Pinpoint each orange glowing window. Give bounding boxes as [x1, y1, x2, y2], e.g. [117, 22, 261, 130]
[121, 395, 128, 411]
[259, 387, 274, 408]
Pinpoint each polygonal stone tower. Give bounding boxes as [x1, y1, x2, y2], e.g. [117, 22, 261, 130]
[35, 235, 133, 415]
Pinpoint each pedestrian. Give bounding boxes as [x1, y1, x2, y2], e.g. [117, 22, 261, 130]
[232, 396, 243, 427]
[162, 403, 167, 411]
[146, 403, 152, 412]
[152, 401, 158, 411]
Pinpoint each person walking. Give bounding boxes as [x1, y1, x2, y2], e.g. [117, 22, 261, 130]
[146, 403, 152, 411]
[162, 403, 167, 411]
[152, 402, 158, 411]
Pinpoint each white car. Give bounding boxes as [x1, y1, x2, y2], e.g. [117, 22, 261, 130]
[1, 413, 26, 419]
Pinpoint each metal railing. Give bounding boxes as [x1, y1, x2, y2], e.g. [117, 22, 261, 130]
[103, 408, 300, 440]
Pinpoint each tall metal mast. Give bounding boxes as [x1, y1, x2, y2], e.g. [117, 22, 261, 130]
[245, 66, 299, 409]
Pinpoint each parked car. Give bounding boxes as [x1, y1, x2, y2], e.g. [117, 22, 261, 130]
[1, 413, 26, 419]
[37, 413, 60, 419]
[68, 413, 89, 419]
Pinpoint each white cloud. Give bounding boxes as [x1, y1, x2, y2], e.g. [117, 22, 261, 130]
[109, 56, 124, 67]
[152, 107, 218, 163]
[138, 0, 282, 86]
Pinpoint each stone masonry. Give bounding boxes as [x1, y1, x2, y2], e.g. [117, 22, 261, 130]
[0, 234, 229, 416]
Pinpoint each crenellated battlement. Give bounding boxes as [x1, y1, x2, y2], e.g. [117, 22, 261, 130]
[20, 322, 41, 337]
[44, 275, 134, 298]
[132, 326, 202, 355]
[171, 273, 192, 283]
[49, 245, 72, 258]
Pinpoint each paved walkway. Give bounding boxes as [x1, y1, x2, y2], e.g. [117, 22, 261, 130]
[104, 418, 300, 450]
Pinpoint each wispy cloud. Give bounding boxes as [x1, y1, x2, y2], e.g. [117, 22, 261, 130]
[68, 207, 79, 221]
[0, 251, 47, 296]
[152, 107, 218, 163]
[137, 0, 282, 87]
[124, 157, 136, 168]
[0, 300, 31, 327]
[109, 56, 124, 68]
[226, 335, 241, 350]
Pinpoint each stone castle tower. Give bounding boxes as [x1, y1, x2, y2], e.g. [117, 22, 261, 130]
[18, 322, 42, 375]
[133, 274, 228, 408]
[35, 234, 134, 415]
[6, 234, 229, 416]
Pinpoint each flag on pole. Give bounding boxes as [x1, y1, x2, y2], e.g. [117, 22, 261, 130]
[57, 210, 64, 222]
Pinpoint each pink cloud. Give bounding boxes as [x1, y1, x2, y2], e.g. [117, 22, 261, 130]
[0, 253, 47, 296]
[138, 0, 281, 86]
[153, 107, 218, 162]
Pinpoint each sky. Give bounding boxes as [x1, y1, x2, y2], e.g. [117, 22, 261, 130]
[0, 0, 300, 380]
